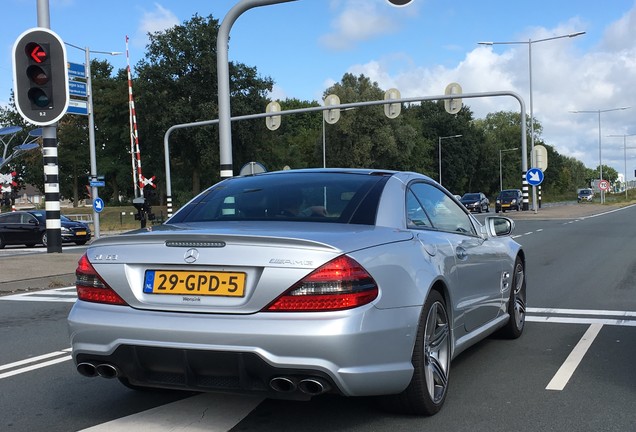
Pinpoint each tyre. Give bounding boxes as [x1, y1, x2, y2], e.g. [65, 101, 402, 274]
[380, 290, 451, 415]
[41, 232, 48, 247]
[0, 235, 5, 249]
[497, 256, 526, 339]
[485, 204, 489, 213]
[477, 205, 482, 213]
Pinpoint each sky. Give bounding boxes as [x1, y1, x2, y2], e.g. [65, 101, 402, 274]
[2, 0, 636, 181]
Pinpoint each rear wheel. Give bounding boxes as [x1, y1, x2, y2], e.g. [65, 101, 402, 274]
[380, 290, 451, 415]
[497, 257, 526, 339]
[41, 232, 48, 247]
[0, 235, 5, 249]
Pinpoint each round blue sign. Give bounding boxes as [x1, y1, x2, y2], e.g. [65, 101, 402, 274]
[526, 168, 544, 186]
[93, 197, 105, 213]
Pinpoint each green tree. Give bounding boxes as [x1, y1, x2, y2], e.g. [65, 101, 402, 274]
[322, 73, 424, 171]
[135, 14, 274, 205]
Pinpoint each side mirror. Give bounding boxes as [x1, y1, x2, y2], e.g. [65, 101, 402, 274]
[483, 216, 515, 237]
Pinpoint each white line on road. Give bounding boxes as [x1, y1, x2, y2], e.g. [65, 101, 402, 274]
[545, 323, 603, 391]
[527, 307, 636, 318]
[0, 286, 77, 303]
[0, 349, 72, 380]
[79, 393, 264, 432]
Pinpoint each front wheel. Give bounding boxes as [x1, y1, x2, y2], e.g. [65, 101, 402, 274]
[380, 290, 451, 415]
[497, 257, 526, 339]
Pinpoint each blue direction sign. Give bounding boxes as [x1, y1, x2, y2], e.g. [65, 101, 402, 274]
[526, 168, 544, 186]
[69, 81, 87, 97]
[67, 62, 86, 79]
[93, 197, 105, 213]
[89, 180, 105, 187]
[67, 99, 88, 116]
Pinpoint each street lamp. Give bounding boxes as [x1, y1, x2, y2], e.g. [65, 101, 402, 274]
[570, 107, 631, 203]
[479, 31, 585, 209]
[65, 43, 122, 239]
[499, 147, 519, 191]
[607, 133, 636, 199]
[437, 134, 462, 186]
[322, 107, 356, 168]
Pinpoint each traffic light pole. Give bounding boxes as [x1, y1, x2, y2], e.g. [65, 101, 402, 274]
[37, 0, 62, 252]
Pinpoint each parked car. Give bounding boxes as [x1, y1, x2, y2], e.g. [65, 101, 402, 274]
[495, 189, 523, 213]
[0, 210, 91, 248]
[68, 169, 525, 416]
[460, 192, 490, 213]
[577, 188, 594, 202]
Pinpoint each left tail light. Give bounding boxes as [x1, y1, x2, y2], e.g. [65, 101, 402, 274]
[264, 255, 378, 312]
[75, 253, 127, 305]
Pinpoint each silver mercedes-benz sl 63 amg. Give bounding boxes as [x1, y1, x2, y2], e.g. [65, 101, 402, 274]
[68, 168, 526, 416]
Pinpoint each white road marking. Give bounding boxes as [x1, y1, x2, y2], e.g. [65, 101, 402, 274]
[528, 307, 636, 318]
[0, 286, 77, 303]
[0, 348, 72, 379]
[79, 393, 264, 432]
[545, 323, 603, 391]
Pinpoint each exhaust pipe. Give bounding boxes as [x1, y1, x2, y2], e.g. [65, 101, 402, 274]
[95, 363, 120, 379]
[76, 362, 98, 377]
[269, 376, 297, 393]
[298, 378, 330, 395]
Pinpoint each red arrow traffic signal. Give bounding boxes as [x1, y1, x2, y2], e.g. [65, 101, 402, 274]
[12, 28, 69, 125]
[28, 43, 48, 63]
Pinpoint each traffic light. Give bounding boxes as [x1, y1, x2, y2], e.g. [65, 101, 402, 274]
[12, 27, 68, 126]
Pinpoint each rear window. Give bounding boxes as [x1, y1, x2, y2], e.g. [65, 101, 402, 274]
[168, 172, 389, 225]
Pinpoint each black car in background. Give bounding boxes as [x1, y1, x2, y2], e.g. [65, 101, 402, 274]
[495, 189, 523, 213]
[460, 192, 490, 213]
[0, 210, 91, 248]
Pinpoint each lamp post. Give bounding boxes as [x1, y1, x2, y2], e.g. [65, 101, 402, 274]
[607, 133, 636, 199]
[479, 31, 585, 209]
[437, 134, 462, 186]
[570, 107, 631, 203]
[322, 107, 356, 168]
[499, 147, 519, 191]
[65, 43, 121, 238]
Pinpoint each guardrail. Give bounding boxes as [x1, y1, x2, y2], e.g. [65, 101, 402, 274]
[65, 214, 94, 224]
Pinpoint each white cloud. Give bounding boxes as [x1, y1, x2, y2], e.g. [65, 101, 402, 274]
[320, 0, 398, 51]
[135, 3, 180, 47]
[340, 9, 636, 175]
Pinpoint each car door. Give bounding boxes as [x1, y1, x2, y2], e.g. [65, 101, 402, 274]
[20, 213, 42, 245]
[408, 182, 507, 335]
[0, 213, 23, 244]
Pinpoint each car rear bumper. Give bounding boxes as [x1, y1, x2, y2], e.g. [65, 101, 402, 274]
[68, 300, 419, 398]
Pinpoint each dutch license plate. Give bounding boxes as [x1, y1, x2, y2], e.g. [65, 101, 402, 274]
[76, 231, 87, 236]
[144, 270, 246, 297]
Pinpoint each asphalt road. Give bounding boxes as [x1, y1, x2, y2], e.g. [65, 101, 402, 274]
[1, 204, 634, 431]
